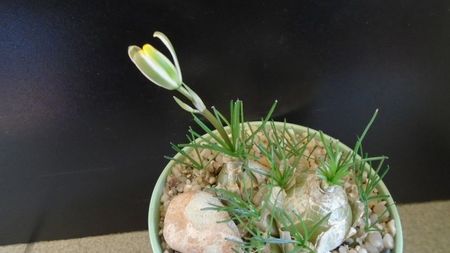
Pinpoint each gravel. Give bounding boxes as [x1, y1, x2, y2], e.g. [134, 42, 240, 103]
[158, 129, 396, 253]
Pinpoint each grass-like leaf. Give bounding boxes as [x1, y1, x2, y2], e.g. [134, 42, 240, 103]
[179, 100, 278, 162]
[256, 121, 312, 189]
[354, 145, 391, 232]
[165, 131, 208, 170]
[316, 131, 353, 186]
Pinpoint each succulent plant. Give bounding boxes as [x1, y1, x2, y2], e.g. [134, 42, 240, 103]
[128, 32, 392, 253]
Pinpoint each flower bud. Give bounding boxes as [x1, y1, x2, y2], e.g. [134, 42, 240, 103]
[128, 31, 182, 90]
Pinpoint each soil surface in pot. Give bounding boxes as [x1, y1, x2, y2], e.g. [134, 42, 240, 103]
[158, 128, 396, 253]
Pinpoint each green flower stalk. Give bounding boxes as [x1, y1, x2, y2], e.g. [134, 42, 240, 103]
[128, 31, 234, 149]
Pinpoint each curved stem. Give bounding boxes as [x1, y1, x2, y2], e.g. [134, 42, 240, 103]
[176, 82, 233, 150]
[176, 85, 191, 100]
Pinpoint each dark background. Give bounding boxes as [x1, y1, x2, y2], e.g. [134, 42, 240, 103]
[1, 0, 449, 245]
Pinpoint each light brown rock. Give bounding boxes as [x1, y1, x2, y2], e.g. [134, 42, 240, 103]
[163, 191, 241, 253]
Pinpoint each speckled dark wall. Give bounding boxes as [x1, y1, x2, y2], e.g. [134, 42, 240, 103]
[1, 0, 449, 245]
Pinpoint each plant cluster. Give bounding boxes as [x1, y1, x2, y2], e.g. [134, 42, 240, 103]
[128, 31, 393, 253]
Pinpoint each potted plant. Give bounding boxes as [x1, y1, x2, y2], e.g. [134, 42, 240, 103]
[128, 32, 403, 253]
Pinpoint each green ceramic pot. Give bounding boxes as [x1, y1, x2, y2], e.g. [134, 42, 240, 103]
[148, 122, 403, 253]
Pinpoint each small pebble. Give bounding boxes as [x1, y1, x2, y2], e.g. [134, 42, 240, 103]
[339, 245, 348, 253]
[356, 236, 365, 245]
[373, 202, 386, 216]
[306, 139, 316, 149]
[176, 183, 185, 193]
[346, 227, 357, 238]
[191, 185, 201, 191]
[222, 156, 233, 163]
[208, 176, 216, 184]
[375, 223, 383, 231]
[345, 237, 354, 244]
[200, 149, 211, 158]
[215, 154, 223, 164]
[172, 166, 181, 177]
[357, 247, 368, 253]
[383, 233, 394, 249]
[183, 184, 192, 192]
[387, 219, 396, 236]
[161, 193, 169, 203]
[344, 181, 352, 189]
[349, 249, 357, 253]
[367, 231, 383, 251]
[363, 243, 379, 253]
[369, 213, 378, 224]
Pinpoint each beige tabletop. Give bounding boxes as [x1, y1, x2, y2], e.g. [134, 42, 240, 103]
[1, 200, 449, 253]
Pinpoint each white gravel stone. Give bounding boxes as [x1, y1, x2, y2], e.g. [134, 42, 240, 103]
[363, 242, 379, 253]
[163, 191, 241, 253]
[383, 233, 394, 249]
[369, 213, 378, 224]
[367, 231, 384, 251]
[345, 237, 354, 244]
[339, 245, 348, 253]
[357, 247, 368, 253]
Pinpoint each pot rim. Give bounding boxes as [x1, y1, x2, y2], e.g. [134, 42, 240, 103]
[148, 121, 403, 253]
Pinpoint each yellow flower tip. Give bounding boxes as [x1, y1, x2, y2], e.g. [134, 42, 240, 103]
[142, 44, 157, 57]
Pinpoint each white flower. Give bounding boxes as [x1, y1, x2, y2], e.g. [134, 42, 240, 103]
[128, 31, 207, 114]
[128, 31, 182, 90]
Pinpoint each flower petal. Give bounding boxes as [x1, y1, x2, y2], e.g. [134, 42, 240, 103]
[128, 45, 180, 90]
[142, 44, 181, 87]
[153, 31, 182, 83]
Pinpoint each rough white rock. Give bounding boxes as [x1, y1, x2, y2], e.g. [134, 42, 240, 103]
[284, 173, 352, 253]
[163, 191, 241, 253]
